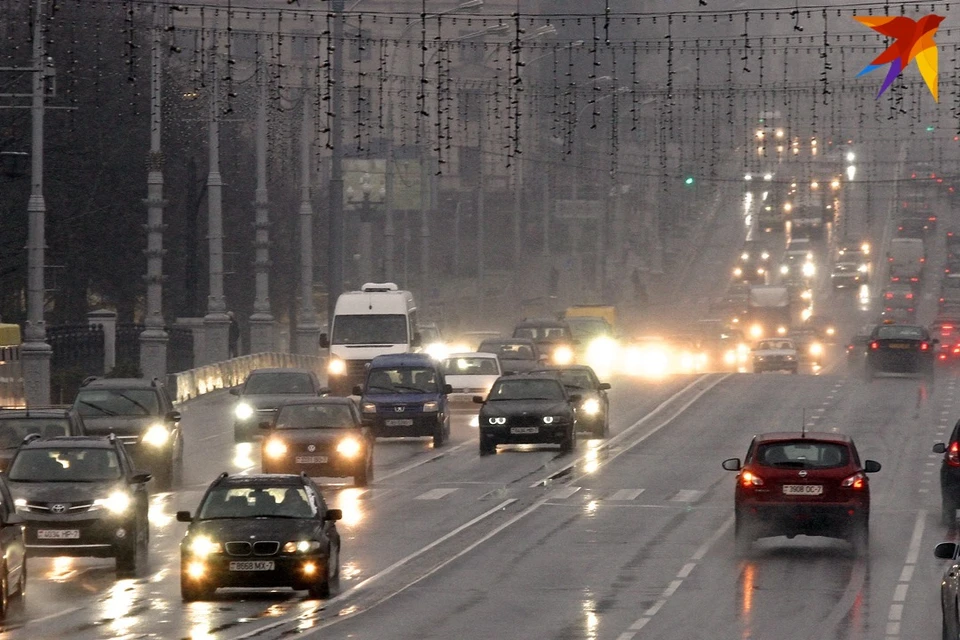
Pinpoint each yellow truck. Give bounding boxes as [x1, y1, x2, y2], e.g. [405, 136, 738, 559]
[564, 305, 617, 330]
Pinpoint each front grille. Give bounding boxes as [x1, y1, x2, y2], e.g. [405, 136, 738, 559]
[253, 541, 279, 556]
[225, 541, 252, 556]
[23, 500, 95, 514]
[346, 360, 371, 380]
[506, 415, 545, 428]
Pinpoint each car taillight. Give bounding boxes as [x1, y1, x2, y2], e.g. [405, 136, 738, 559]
[847, 344, 854, 351]
[941, 298, 946, 303]
[905, 293, 914, 299]
[885, 292, 894, 299]
[921, 342, 930, 351]
[891, 277, 901, 282]
[870, 341, 879, 350]
[841, 472, 866, 489]
[740, 471, 764, 487]
[910, 277, 919, 282]
[921, 257, 926, 263]
[930, 216, 938, 221]
[888, 257, 894, 262]
[953, 346, 960, 354]
[948, 442, 960, 468]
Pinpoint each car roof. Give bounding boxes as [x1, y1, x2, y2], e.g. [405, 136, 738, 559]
[80, 378, 159, 389]
[527, 364, 594, 373]
[496, 374, 563, 383]
[480, 338, 535, 346]
[21, 436, 115, 449]
[755, 432, 853, 445]
[0, 407, 72, 417]
[515, 319, 569, 328]
[248, 368, 314, 375]
[276, 397, 354, 407]
[445, 352, 497, 359]
[218, 473, 305, 486]
[370, 353, 436, 367]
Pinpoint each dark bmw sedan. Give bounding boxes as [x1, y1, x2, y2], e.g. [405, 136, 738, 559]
[864, 323, 937, 380]
[178, 473, 342, 601]
[260, 399, 374, 487]
[474, 374, 579, 456]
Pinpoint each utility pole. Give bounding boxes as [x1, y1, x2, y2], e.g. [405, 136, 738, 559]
[327, 0, 345, 325]
[477, 120, 485, 305]
[295, 76, 320, 355]
[139, 0, 168, 380]
[248, 26, 275, 354]
[21, 0, 51, 405]
[203, 32, 230, 365]
[384, 111, 395, 280]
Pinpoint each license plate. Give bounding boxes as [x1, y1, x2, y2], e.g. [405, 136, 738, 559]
[295, 455, 328, 464]
[782, 484, 823, 496]
[37, 529, 80, 540]
[229, 561, 275, 572]
[385, 419, 413, 426]
[510, 426, 539, 434]
[888, 343, 911, 349]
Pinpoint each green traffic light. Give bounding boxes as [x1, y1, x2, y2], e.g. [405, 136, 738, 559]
[927, 125, 936, 132]
[684, 176, 695, 185]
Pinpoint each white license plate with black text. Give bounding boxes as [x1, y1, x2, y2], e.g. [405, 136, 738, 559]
[782, 484, 823, 496]
[510, 426, 539, 434]
[295, 455, 328, 464]
[385, 419, 413, 426]
[229, 561, 275, 571]
[37, 529, 80, 540]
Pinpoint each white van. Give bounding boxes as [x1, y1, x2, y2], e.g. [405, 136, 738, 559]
[320, 283, 419, 395]
[888, 238, 925, 280]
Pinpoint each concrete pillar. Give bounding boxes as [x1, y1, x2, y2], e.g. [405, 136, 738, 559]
[175, 317, 206, 370]
[88, 309, 117, 374]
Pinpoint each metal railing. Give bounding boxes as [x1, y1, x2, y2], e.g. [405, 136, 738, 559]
[167, 352, 327, 404]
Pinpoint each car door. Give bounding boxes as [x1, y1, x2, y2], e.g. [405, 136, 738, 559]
[119, 444, 150, 522]
[307, 481, 339, 554]
[0, 477, 25, 592]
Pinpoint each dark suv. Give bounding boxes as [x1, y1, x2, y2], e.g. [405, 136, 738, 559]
[0, 406, 87, 472]
[7, 435, 151, 575]
[512, 319, 576, 366]
[73, 378, 182, 489]
[933, 422, 960, 525]
[723, 432, 880, 555]
[354, 353, 451, 447]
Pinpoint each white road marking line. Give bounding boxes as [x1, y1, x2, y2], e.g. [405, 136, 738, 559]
[677, 562, 696, 578]
[548, 486, 581, 501]
[232, 620, 289, 639]
[899, 565, 914, 582]
[892, 584, 908, 602]
[617, 633, 638, 640]
[27, 606, 84, 626]
[905, 510, 925, 565]
[670, 489, 704, 502]
[376, 440, 473, 483]
[414, 488, 458, 500]
[886, 622, 900, 635]
[888, 604, 903, 621]
[607, 489, 645, 501]
[663, 579, 683, 597]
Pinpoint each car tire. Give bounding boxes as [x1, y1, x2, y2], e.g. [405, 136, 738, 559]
[12, 559, 25, 603]
[479, 439, 496, 456]
[355, 455, 373, 487]
[849, 520, 869, 556]
[560, 427, 576, 454]
[734, 516, 754, 555]
[943, 495, 958, 527]
[116, 516, 148, 576]
[0, 563, 9, 621]
[307, 550, 336, 599]
[181, 572, 214, 602]
[433, 420, 446, 448]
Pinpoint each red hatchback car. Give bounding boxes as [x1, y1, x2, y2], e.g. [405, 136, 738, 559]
[722, 432, 881, 554]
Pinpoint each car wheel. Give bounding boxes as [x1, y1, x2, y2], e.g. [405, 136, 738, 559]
[479, 438, 496, 456]
[355, 455, 372, 487]
[116, 517, 146, 576]
[181, 572, 214, 602]
[734, 514, 754, 554]
[943, 495, 958, 527]
[849, 520, 869, 556]
[307, 551, 335, 599]
[560, 428, 576, 454]
[12, 559, 25, 602]
[433, 421, 446, 448]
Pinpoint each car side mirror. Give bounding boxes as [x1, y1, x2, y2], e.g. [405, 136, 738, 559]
[176, 510, 193, 523]
[411, 332, 422, 348]
[319, 333, 330, 349]
[258, 421, 273, 430]
[324, 508, 343, 522]
[166, 410, 181, 422]
[352, 385, 364, 396]
[934, 442, 948, 454]
[472, 395, 485, 404]
[936, 542, 960, 559]
[599, 382, 611, 391]
[863, 460, 881, 473]
[229, 387, 240, 396]
[443, 384, 453, 395]
[568, 394, 582, 404]
[318, 387, 331, 396]
[722, 458, 742, 471]
[130, 472, 152, 485]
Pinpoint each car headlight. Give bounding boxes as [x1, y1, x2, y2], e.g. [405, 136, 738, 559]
[733, 267, 743, 277]
[13, 498, 26, 513]
[234, 402, 254, 421]
[470, 415, 479, 427]
[488, 417, 506, 425]
[264, 438, 287, 459]
[142, 424, 170, 447]
[776, 326, 787, 336]
[361, 402, 377, 414]
[810, 343, 824, 356]
[858, 264, 868, 273]
[553, 346, 574, 365]
[336, 437, 362, 458]
[543, 416, 556, 424]
[826, 327, 836, 336]
[189, 536, 222, 557]
[283, 540, 322, 554]
[780, 265, 789, 275]
[93, 491, 131, 515]
[422, 401, 439, 412]
[328, 358, 346, 376]
[749, 324, 763, 339]
[761, 251, 770, 260]
[424, 343, 449, 361]
[802, 262, 816, 277]
[582, 398, 601, 416]
[723, 350, 737, 365]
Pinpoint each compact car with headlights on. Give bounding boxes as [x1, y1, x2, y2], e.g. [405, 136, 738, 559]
[7, 435, 151, 575]
[439, 352, 502, 406]
[511, 319, 577, 366]
[72, 377, 180, 489]
[722, 432, 880, 555]
[260, 398, 374, 486]
[177, 473, 342, 601]
[528, 365, 610, 438]
[231, 368, 327, 443]
[475, 374, 579, 455]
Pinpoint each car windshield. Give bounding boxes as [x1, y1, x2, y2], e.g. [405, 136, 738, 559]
[480, 342, 535, 360]
[366, 367, 438, 393]
[756, 340, 794, 350]
[756, 441, 849, 469]
[74, 389, 159, 417]
[488, 379, 564, 401]
[875, 325, 926, 340]
[243, 372, 314, 395]
[565, 317, 611, 341]
[513, 326, 571, 341]
[833, 263, 858, 273]
[0, 418, 70, 448]
[554, 370, 594, 390]
[198, 486, 316, 519]
[8, 448, 122, 482]
[332, 314, 408, 345]
[440, 357, 499, 376]
[419, 326, 441, 343]
[275, 404, 354, 429]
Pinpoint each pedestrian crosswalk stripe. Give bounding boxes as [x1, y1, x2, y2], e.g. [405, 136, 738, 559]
[607, 489, 645, 501]
[548, 486, 581, 500]
[670, 490, 704, 502]
[415, 488, 459, 500]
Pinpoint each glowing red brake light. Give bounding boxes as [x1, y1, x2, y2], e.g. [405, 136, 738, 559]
[884, 292, 894, 299]
[870, 341, 879, 350]
[888, 257, 894, 262]
[931, 216, 938, 221]
[740, 470, 764, 488]
[905, 293, 914, 299]
[948, 442, 960, 468]
[921, 257, 926, 263]
[911, 172, 917, 178]
[921, 342, 930, 351]
[841, 472, 866, 489]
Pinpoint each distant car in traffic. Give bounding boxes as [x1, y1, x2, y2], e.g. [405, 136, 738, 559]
[864, 323, 936, 381]
[231, 368, 327, 444]
[439, 352, 502, 404]
[830, 262, 865, 289]
[933, 541, 960, 638]
[511, 319, 576, 366]
[528, 365, 611, 438]
[845, 325, 875, 370]
[933, 420, 960, 526]
[0, 406, 87, 473]
[882, 283, 918, 320]
[177, 472, 342, 601]
[260, 398, 374, 487]
[896, 216, 929, 238]
[788, 328, 825, 367]
[8, 435, 151, 575]
[477, 338, 544, 375]
[751, 338, 798, 374]
[723, 431, 880, 554]
[474, 374, 579, 455]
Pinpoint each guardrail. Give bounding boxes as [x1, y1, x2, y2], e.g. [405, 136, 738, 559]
[167, 352, 327, 404]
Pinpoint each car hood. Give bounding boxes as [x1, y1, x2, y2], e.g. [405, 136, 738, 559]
[498, 359, 539, 374]
[81, 415, 159, 436]
[187, 517, 319, 543]
[753, 349, 796, 356]
[7, 479, 124, 502]
[445, 374, 499, 390]
[237, 394, 319, 411]
[481, 399, 571, 417]
[269, 427, 362, 443]
[362, 392, 439, 404]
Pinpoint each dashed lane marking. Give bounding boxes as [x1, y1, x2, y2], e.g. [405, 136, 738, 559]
[415, 488, 459, 500]
[670, 489, 705, 502]
[606, 489, 645, 501]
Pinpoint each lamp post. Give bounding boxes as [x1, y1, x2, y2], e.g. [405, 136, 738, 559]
[295, 78, 321, 355]
[21, 0, 51, 405]
[327, 0, 345, 331]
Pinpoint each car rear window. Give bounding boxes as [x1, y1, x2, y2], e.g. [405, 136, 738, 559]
[275, 404, 354, 429]
[875, 326, 926, 340]
[755, 441, 849, 469]
[244, 372, 314, 395]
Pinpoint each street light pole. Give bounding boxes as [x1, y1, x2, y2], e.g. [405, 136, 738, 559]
[295, 79, 320, 355]
[139, 0, 168, 379]
[203, 32, 230, 364]
[248, 25, 275, 354]
[21, 0, 51, 405]
[327, 0, 345, 326]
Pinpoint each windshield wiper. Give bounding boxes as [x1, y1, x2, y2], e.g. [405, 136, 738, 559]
[115, 392, 153, 416]
[367, 385, 396, 393]
[393, 384, 430, 393]
[78, 401, 117, 416]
